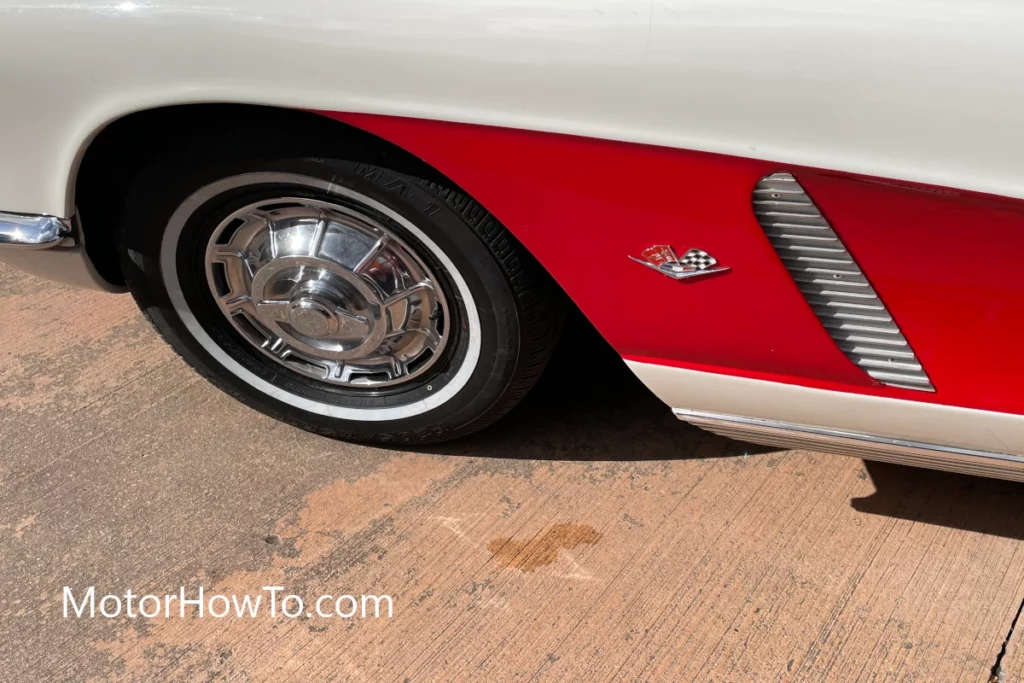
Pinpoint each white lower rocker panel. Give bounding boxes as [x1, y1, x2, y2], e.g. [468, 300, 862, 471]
[625, 360, 1024, 479]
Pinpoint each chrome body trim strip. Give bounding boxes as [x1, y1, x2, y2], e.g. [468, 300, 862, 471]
[625, 360, 1024, 458]
[673, 408, 1024, 482]
[0, 212, 73, 249]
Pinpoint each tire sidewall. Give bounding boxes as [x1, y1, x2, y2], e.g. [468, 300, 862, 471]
[121, 157, 521, 442]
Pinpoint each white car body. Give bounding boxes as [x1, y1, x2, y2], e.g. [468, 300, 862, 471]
[1, 0, 1022, 218]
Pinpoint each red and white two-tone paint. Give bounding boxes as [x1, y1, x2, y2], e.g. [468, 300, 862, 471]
[2, 0, 1023, 479]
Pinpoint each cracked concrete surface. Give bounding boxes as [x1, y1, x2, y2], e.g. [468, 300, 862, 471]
[2, 263, 1024, 681]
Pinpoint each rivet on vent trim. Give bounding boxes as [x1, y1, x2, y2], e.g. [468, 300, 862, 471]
[752, 172, 935, 392]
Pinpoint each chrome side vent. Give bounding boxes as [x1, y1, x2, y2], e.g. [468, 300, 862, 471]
[752, 172, 934, 392]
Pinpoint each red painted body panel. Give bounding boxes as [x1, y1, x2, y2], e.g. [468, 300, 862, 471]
[796, 172, 1024, 412]
[326, 112, 1024, 415]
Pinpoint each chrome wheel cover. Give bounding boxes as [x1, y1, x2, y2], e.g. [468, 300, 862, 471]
[160, 173, 482, 422]
[205, 197, 449, 387]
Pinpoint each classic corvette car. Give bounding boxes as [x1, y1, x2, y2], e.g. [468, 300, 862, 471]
[1, 0, 1023, 480]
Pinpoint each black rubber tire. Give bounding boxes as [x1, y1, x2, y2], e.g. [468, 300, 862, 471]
[117, 131, 564, 445]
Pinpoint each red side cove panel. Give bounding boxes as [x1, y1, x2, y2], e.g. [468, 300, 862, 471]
[326, 112, 1024, 415]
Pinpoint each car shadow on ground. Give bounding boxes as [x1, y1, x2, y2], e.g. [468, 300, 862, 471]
[853, 462, 1024, 541]
[429, 311, 1024, 540]
[425, 310, 773, 462]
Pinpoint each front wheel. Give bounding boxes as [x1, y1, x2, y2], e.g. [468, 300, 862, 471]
[119, 151, 563, 444]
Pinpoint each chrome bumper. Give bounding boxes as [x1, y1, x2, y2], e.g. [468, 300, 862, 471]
[0, 211, 73, 248]
[0, 210, 123, 291]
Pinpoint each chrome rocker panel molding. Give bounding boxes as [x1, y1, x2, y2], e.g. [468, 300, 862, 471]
[674, 409, 1024, 483]
[0, 211, 73, 248]
[625, 360, 1024, 482]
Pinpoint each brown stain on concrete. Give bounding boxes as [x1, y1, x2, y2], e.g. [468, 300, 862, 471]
[487, 523, 602, 572]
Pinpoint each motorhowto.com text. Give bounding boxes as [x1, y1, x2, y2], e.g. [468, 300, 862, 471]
[63, 586, 393, 619]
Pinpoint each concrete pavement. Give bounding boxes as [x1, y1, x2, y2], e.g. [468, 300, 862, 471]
[2, 263, 1023, 682]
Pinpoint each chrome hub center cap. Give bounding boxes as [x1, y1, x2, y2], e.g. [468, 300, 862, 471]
[204, 198, 449, 387]
[288, 298, 337, 338]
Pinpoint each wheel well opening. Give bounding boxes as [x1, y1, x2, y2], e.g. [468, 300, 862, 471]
[75, 104, 462, 286]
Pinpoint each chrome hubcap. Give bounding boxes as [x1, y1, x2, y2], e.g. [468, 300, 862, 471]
[205, 197, 449, 387]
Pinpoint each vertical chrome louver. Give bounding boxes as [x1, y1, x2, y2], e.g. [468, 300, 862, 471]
[752, 172, 934, 392]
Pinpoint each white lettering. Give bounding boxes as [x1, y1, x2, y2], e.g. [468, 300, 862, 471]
[179, 586, 204, 618]
[281, 594, 303, 618]
[99, 594, 122, 618]
[315, 595, 333, 618]
[362, 594, 393, 619]
[262, 586, 284, 618]
[208, 594, 230, 618]
[63, 586, 95, 618]
[232, 593, 261, 618]
[335, 595, 357, 618]
[138, 594, 161, 619]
